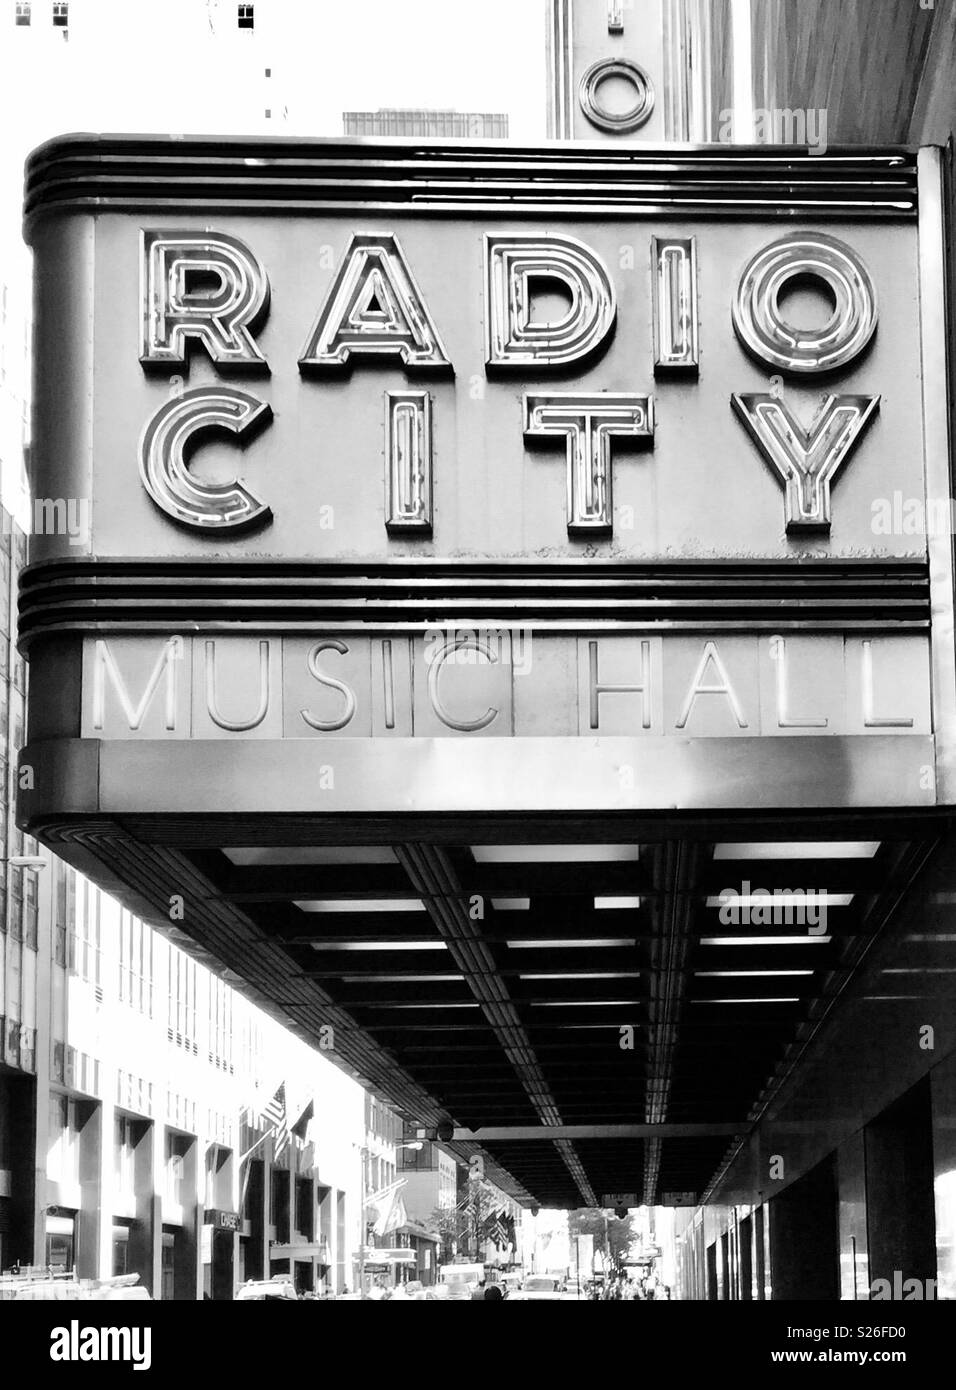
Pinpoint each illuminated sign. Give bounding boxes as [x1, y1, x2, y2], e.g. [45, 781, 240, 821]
[132, 228, 884, 540]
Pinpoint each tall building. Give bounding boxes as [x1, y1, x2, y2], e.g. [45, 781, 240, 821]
[0, 549, 366, 1297]
[343, 109, 509, 138]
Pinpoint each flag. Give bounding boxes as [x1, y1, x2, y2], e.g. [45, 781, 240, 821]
[290, 1097, 314, 1143]
[372, 1187, 408, 1238]
[263, 1082, 289, 1160]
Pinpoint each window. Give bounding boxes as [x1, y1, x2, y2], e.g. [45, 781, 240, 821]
[295, 1177, 313, 1239]
[8, 863, 21, 941]
[167, 948, 197, 1051]
[54, 858, 74, 965]
[115, 1115, 137, 1194]
[47, 1095, 82, 1185]
[23, 863, 38, 948]
[70, 877, 101, 985]
[15, 3, 31, 24]
[165, 1131, 190, 1206]
[51, 1, 68, 25]
[208, 976, 233, 1072]
[237, 3, 253, 28]
[119, 911, 152, 1015]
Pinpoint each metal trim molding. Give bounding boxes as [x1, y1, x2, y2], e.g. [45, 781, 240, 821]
[18, 558, 930, 647]
[22, 137, 919, 230]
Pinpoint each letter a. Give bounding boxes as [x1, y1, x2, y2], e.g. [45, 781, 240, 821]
[299, 234, 452, 372]
[676, 641, 748, 730]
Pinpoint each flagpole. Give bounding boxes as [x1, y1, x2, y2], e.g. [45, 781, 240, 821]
[358, 1144, 366, 1298]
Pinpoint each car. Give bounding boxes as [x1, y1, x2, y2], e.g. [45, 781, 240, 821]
[512, 1275, 566, 1301]
[235, 1278, 298, 1301]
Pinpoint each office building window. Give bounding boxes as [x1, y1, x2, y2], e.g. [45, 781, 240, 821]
[208, 976, 233, 1072]
[294, 1177, 313, 1239]
[70, 877, 101, 985]
[15, 2, 31, 24]
[51, 1, 68, 25]
[167, 949, 197, 1052]
[165, 1132, 190, 1206]
[47, 1095, 82, 1186]
[237, 3, 253, 28]
[115, 1115, 137, 1194]
[23, 864, 37, 948]
[8, 864, 21, 941]
[119, 911, 152, 1015]
[54, 858, 74, 965]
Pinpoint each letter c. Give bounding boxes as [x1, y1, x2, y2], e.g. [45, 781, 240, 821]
[428, 640, 499, 732]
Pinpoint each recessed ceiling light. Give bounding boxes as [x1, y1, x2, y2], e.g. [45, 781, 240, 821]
[558, 1023, 636, 1030]
[472, 845, 640, 863]
[518, 972, 640, 981]
[713, 842, 879, 860]
[506, 938, 635, 950]
[534, 1000, 640, 1008]
[700, 936, 831, 946]
[340, 974, 463, 983]
[295, 899, 425, 913]
[883, 967, 956, 975]
[594, 896, 641, 909]
[313, 941, 446, 952]
[704, 893, 853, 910]
[692, 997, 800, 1005]
[384, 1002, 479, 1010]
[225, 846, 397, 865]
[694, 970, 812, 978]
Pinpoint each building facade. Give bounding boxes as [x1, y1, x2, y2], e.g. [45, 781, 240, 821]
[0, 503, 366, 1295]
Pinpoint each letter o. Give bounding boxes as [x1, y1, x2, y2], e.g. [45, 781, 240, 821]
[732, 233, 877, 374]
[579, 58, 654, 133]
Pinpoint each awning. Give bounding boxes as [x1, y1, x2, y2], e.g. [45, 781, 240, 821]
[394, 1223, 439, 1243]
[360, 1246, 417, 1264]
[270, 1242, 331, 1262]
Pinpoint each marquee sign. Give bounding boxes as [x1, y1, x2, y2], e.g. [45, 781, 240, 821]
[16, 138, 956, 824]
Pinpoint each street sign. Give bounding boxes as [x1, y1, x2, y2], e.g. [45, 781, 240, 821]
[660, 1192, 697, 1207]
[602, 1193, 638, 1208]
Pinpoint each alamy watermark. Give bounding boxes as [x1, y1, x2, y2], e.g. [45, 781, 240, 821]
[423, 626, 533, 677]
[718, 107, 828, 156]
[4, 497, 90, 546]
[717, 882, 828, 934]
[872, 492, 956, 538]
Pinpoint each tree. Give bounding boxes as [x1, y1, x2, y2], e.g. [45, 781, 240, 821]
[568, 1208, 636, 1271]
[428, 1178, 511, 1261]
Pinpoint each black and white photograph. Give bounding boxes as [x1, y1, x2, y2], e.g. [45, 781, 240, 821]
[0, 0, 954, 1371]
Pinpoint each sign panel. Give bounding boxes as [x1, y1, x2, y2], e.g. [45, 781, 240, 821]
[17, 138, 955, 823]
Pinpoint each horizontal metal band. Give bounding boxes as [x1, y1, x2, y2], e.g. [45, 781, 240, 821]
[18, 735, 938, 818]
[23, 136, 918, 230]
[18, 558, 930, 646]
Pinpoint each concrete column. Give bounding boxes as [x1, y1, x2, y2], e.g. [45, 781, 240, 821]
[146, 1118, 164, 1297]
[769, 1153, 840, 1300]
[30, 851, 54, 1265]
[865, 1077, 936, 1298]
[95, 1090, 116, 1279]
